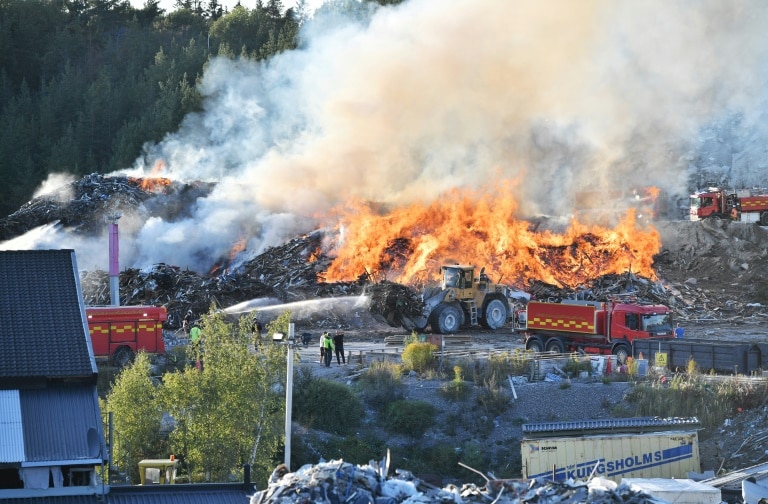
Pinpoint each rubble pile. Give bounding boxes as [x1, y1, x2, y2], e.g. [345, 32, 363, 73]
[3, 173, 768, 329]
[654, 219, 768, 322]
[251, 459, 665, 504]
[366, 281, 426, 328]
[0, 173, 214, 240]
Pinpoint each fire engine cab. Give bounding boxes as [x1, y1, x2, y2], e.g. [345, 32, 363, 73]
[85, 305, 168, 367]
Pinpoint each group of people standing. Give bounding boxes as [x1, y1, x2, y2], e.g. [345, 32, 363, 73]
[319, 332, 345, 367]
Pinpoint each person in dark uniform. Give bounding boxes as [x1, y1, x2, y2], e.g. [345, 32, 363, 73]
[333, 332, 346, 365]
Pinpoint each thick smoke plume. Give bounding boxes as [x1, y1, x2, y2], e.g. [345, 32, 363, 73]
[6, 0, 768, 275]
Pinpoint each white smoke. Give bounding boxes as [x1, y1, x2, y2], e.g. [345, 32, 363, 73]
[6, 0, 768, 274]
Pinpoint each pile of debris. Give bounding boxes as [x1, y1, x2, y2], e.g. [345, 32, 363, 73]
[251, 458, 666, 504]
[4, 173, 767, 329]
[0, 173, 214, 241]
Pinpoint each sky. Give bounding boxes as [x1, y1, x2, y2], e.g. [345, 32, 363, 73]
[6, 0, 768, 277]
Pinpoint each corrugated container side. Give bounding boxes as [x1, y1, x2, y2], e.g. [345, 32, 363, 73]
[522, 431, 700, 483]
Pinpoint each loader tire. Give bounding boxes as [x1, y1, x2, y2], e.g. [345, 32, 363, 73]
[481, 297, 508, 330]
[431, 304, 461, 334]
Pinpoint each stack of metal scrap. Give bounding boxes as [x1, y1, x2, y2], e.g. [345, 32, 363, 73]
[250, 459, 666, 504]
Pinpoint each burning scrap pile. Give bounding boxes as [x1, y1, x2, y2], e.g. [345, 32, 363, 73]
[251, 459, 665, 504]
[79, 235, 366, 328]
[0, 173, 213, 241]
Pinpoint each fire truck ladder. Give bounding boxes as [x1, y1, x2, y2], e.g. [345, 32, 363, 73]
[463, 300, 478, 326]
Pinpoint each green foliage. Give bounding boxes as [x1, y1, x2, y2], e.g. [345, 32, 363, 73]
[104, 352, 164, 484]
[457, 350, 532, 385]
[292, 367, 364, 434]
[156, 309, 287, 484]
[686, 356, 699, 375]
[316, 434, 387, 466]
[475, 375, 511, 417]
[265, 310, 292, 339]
[625, 374, 768, 430]
[384, 400, 435, 437]
[562, 354, 593, 376]
[0, 1, 302, 218]
[403, 331, 419, 347]
[401, 342, 436, 373]
[440, 365, 472, 401]
[357, 361, 404, 411]
[625, 357, 638, 378]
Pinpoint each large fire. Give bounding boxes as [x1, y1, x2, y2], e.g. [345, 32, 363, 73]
[128, 176, 172, 193]
[323, 186, 660, 288]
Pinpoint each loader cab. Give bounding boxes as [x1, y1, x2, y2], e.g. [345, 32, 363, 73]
[441, 265, 475, 299]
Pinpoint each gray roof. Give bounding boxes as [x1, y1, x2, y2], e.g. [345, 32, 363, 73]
[0, 384, 106, 465]
[0, 484, 252, 504]
[0, 250, 96, 382]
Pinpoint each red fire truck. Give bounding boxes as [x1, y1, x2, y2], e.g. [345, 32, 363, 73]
[85, 305, 168, 367]
[514, 299, 674, 363]
[690, 187, 768, 225]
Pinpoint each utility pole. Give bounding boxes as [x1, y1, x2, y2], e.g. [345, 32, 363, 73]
[284, 322, 295, 469]
[106, 212, 122, 306]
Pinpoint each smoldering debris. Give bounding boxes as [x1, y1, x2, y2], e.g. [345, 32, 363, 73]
[0, 173, 214, 241]
[3, 173, 767, 330]
[251, 458, 666, 504]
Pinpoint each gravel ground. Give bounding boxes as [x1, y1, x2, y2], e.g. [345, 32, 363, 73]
[299, 357, 635, 478]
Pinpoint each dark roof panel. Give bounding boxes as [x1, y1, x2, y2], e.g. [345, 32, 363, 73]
[0, 250, 95, 380]
[109, 486, 251, 504]
[19, 384, 106, 464]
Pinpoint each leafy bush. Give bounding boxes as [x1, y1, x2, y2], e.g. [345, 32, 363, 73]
[358, 361, 404, 411]
[475, 375, 511, 417]
[440, 366, 472, 401]
[562, 354, 592, 376]
[401, 342, 437, 373]
[293, 368, 364, 434]
[458, 350, 532, 385]
[318, 434, 387, 465]
[384, 400, 435, 437]
[625, 373, 768, 430]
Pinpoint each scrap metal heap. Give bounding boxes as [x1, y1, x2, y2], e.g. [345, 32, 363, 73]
[251, 458, 664, 504]
[2, 173, 766, 328]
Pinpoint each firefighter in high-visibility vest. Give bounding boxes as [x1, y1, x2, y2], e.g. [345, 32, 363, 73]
[189, 323, 202, 365]
[322, 332, 335, 367]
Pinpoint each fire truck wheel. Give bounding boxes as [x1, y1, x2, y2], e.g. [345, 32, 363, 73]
[612, 344, 631, 365]
[761, 212, 768, 226]
[431, 304, 461, 334]
[112, 347, 134, 368]
[525, 336, 544, 353]
[481, 298, 508, 330]
[545, 338, 565, 354]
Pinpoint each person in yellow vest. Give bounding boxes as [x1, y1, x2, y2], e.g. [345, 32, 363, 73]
[189, 323, 202, 367]
[322, 332, 335, 367]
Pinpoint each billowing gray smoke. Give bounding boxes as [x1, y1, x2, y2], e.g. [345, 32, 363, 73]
[6, 0, 768, 274]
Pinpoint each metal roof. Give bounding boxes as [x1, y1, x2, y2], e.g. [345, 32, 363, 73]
[108, 483, 253, 504]
[522, 416, 701, 438]
[0, 250, 96, 381]
[20, 384, 106, 464]
[0, 384, 105, 465]
[0, 389, 25, 462]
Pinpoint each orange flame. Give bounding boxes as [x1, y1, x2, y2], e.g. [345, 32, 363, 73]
[230, 236, 247, 263]
[323, 185, 660, 288]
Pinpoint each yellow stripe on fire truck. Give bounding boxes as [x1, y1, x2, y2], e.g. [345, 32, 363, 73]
[529, 317, 594, 330]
